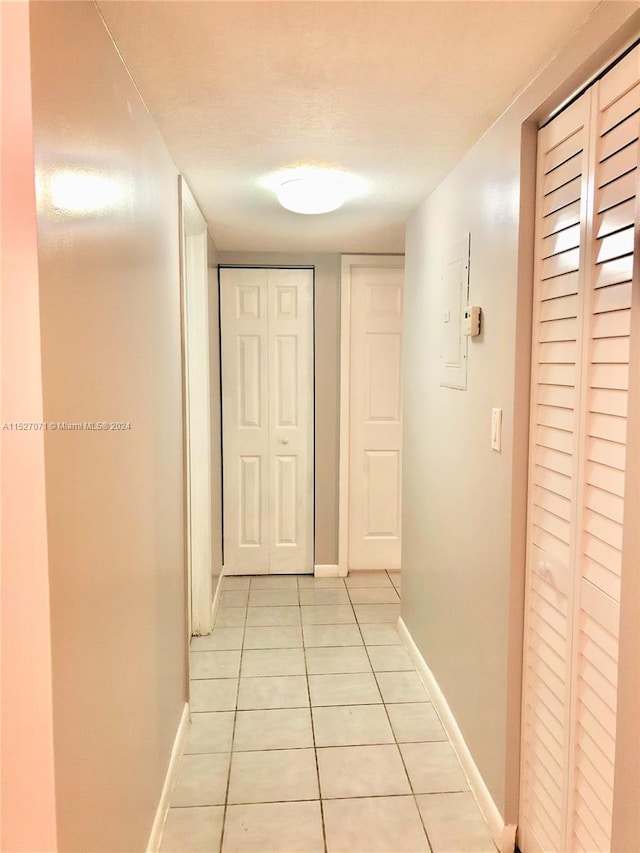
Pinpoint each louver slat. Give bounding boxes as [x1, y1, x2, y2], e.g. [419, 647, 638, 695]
[599, 81, 640, 134]
[596, 199, 635, 237]
[597, 171, 636, 212]
[542, 224, 581, 259]
[543, 200, 582, 238]
[599, 113, 640, 161]
[543, 153, 584, 195]
[597, 143, 637, 188]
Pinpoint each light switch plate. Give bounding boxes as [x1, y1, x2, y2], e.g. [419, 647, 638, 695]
[491, 408, 502, 452]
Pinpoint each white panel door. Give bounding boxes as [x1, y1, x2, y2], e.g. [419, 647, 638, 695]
[220, 267, 313, 575]
[220, 269, 270, 574]
[268, 269, 314, 573]
[348, 263, 404, 570]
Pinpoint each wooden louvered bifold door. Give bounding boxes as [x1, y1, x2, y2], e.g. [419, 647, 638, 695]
[520, 45, 639, 853]
[566, 48, 639, 853]
[520, 92, 591, 853]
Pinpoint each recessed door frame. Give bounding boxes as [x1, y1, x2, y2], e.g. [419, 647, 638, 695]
[338, 254, 405, 576]
[179, 177, 213, 636]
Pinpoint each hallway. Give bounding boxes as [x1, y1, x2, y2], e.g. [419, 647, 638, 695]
[160, 572, 495, 853]
[6, 3, 640, 852]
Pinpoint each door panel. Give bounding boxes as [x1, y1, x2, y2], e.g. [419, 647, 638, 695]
[366, 333, 402, 420]
[238, 335, 262, 426]
[221, 267, 313, 575]
[348, 264, 404, 570]
[239, 456, 262, 547]
[221, 270, 270, 573]
[268, 269, 314, 573]
[364, 450, 401, 536]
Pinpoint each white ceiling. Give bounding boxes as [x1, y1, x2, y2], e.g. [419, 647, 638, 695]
[98, 0, 599, 253]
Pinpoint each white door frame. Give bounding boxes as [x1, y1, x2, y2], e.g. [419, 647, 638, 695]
[338, 254, 405, 576]
[179, 178, 212, 635]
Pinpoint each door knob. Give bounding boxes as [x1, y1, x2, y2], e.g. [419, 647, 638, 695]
[280, 437, 290, 445]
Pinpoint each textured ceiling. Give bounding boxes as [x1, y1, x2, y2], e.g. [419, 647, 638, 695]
[98, 0, 599, 252]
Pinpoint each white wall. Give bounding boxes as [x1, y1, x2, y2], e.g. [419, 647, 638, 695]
[30, 2, 188, 849]
[401, 2, 640, 824]
[1, 3, 57, 849]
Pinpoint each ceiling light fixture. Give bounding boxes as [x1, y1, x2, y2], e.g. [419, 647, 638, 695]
[276, 173, 346, 215]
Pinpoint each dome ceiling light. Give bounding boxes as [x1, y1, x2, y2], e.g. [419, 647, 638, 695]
[259, 166, 366, 216]
[276, 173, 347, 215]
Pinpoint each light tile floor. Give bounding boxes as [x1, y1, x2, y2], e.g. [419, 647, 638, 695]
[160, 570, 496, 853]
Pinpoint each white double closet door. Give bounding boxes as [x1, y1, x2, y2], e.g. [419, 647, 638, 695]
[220, 267, 314, 575]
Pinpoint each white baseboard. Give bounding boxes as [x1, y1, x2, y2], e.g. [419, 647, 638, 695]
[314, 563, 346, 578]
[146, 702, 190, 853]
[347, 567, 399, 573]
[211, 569, 224, 626]
[397, 618, 516, 853]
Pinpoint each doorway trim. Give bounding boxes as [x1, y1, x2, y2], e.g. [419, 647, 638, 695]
[179, 178, 213, 635]
[338, 254, 405, 576]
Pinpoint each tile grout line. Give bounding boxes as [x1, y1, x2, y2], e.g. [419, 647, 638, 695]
[173, 593, 243, 853]
[299, 575, 329, 853]
[380, 570, 434, 852]
[216, 579, 249, 853]
[169, 789, 470, 809]
[171, 785, 471, 801]
[349, 574, 435, 853]
[385, 568, 402, 600]
[220, 576, 324, 850]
